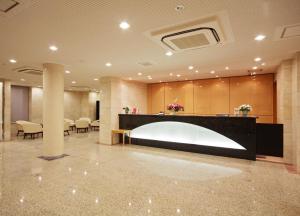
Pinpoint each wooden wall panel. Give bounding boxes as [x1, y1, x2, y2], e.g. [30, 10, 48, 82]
[230, 74, 273, 120]
[150, 83, 165, 114]
[194, 79, 211, 114]
[210, 78, 230, 114]
[147, 74, 274, 123]
[194, 78, 229, 115]
[164, 81, 194, 114]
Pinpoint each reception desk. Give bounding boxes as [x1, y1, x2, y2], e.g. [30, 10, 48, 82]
[119, 114, 256, 160]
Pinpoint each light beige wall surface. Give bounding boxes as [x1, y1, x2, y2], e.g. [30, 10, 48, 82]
[99, 78, 147, 145]
[30, 88, 99, 124]
[276, 53, 300, 171]
[0, 82, 3, 140]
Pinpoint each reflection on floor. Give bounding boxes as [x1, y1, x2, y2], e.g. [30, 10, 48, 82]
[0, 132, 300, 216]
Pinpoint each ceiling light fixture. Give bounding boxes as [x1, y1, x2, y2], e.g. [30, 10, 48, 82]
[128, 77, 132, 80]
[119, 21, 130, 30]
[20, 78, 25, 81]
[188, 66, 194, 70]
[138, 72, 142, 76]
[195, 70, 199, 73]
[252, 66, 258, 70]
[254, 34, 266, 41]
[261, 62, 266, 66]
[165, 51, 173, 56]
[210, 70, 215, 74]
[176, 74, 181, 77]
[105, 62, 112, 67]
[216, 75, 219, 78]
[9, 59, 17, 63]
[65, 70, 71, 74]
[225, 66, 229, 70]
[169, 73, 173, 76]
[94, 78, 99, 81]
[71, 81, 76, 84]
[254, 57, 261, 62]
[49, 45, 58, 51]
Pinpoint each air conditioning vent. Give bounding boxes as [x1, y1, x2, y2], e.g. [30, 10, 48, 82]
[138, 61, 154, 67]
[14, 66, 43, 75]
[0, 0, 19, 13]
[274, 23, 300, 40]
[145, 11, 234, 52]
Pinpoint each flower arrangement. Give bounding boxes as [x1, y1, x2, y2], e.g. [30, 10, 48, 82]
[167, 103, 184, 112]
[123, 106, 130, 114]
[238, 104, 252, 116]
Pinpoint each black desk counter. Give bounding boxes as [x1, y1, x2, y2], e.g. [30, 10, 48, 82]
[119, 114, 256, 160]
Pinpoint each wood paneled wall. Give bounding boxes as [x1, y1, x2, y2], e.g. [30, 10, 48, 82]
[147, 74, 275, 123]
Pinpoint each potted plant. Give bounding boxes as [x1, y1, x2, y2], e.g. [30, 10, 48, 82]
[123, 107, 130, 114]
[167, 103, 184, 115]
[238, 104, 252, 117]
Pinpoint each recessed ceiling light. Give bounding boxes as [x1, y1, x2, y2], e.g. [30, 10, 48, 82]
[20, 78, 25, 81]
[188, 66, 194, 70]
[261, 62, 266, 66]
[9, 59, 17, 63]
[138, 72, 142, 76]
[94, 78, 99, 81]
[105, 62, 112, 67]
[210, 70, 215, 74]
[71, 81, 76, 84]
[216, 75, 219, 78]
[148, 77, 152, 80]
[169, 73, 173, 76]
[176, 74, 181, 77]
[254, 57, 262, 62]
[195, 70, 199, 73]
[65, 70, 71, 74]
[119, 21, 130, 30]
[49, 45, 58, 51]
[165, 51, 173, 56]
[159, 80, 162, 83]
[225, 66, 229, 70]
[254, 34, 266, 41]
[252, 66, 258, 70]
[128, 77, 132, 80]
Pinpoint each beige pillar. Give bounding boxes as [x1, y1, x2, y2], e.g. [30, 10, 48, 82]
[3, 81, 11, 141]
[99, 77, 123, 145]
[42, 63, 64, 158]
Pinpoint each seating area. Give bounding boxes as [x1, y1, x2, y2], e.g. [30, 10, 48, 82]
[15, 117, 100, 139]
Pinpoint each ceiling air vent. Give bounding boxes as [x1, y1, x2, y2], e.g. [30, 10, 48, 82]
[145, 11, 234, 52]
[14, 66, 43, 75]
[138, 61, 154, 67]
[274, 23, 300, 40]
[0, 0, 19, 13]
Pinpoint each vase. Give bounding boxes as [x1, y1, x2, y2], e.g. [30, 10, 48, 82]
[170, 111, 176, 115]
[242, 110, 249, 117]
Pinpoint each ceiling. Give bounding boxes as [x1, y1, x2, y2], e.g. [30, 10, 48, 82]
[0, 0, 300, 90]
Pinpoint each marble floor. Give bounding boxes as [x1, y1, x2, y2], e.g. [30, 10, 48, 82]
[0, 132, 299, 216]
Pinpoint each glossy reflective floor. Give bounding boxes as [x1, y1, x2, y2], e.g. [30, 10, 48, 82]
[0, 132, 299, 216]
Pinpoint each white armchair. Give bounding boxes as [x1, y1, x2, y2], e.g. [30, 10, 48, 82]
[91, 120, 99, 131]
[22, 123, 43, 139]
[64, 121, 70, 135]
[75, 120, 89, 133]
[79, 117, 91, 124]
[64, 118, 75, 130]
[16, 120, 31, 136]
